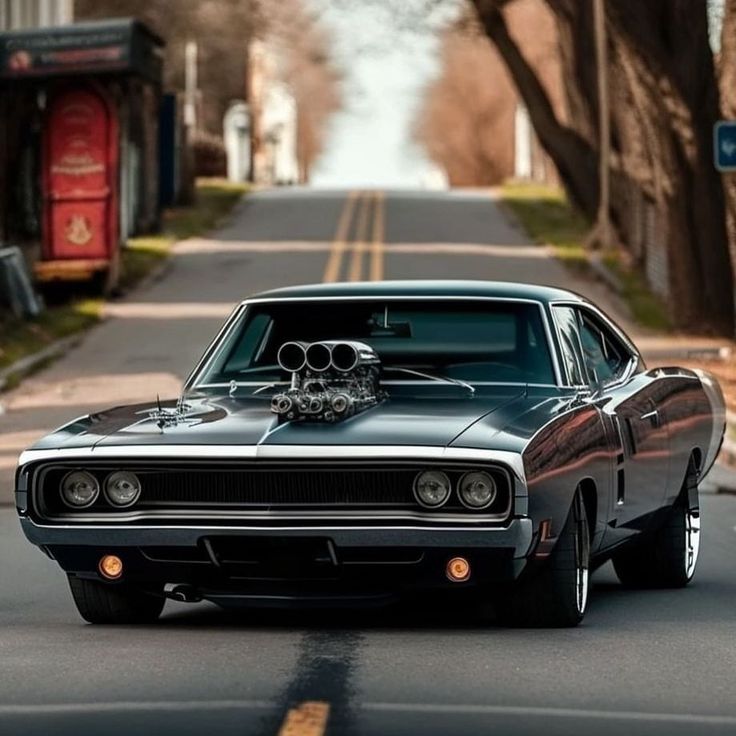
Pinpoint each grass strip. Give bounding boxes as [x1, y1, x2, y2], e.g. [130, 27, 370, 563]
[501, 182, 670, 331]
[0, 179, 247, 376]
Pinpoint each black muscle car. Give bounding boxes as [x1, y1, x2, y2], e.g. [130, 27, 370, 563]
[15, 281, 727, 627]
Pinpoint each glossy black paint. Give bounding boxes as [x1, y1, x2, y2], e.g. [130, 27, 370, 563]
[15, 281, 727, 604]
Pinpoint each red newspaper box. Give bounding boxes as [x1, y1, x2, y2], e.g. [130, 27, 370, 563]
[38, 86, 119, 288]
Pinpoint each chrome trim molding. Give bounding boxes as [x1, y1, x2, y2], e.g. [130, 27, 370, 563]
[33, 458, 516, 526]
[19, 445, 526, 483]
[549, 299, 641, 389]
[23, 517, 529, 535]
[196, 381, 559, 389]
[182, 303, 246, 390]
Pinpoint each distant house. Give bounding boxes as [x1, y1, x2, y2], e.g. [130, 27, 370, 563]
[0, 0, 73, 31]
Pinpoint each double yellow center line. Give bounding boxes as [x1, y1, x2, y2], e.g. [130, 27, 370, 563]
[322, 190, 384, 283]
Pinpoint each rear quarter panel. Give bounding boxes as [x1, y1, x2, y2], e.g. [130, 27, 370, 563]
[656, 368, 726, 500]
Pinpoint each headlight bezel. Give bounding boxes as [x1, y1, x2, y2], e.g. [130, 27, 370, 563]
[104, 470, 142, 508]
[60, 470, 100, 509]
[413, 469, 452, 509]
[457, 470, 497, 510]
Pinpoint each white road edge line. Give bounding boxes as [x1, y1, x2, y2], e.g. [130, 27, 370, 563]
[1, 700, 736, 726]
[363, 702, 736, 725]
[0, 700, 274, 716]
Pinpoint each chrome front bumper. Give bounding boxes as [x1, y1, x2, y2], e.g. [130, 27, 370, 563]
[19, 515, 534, 555]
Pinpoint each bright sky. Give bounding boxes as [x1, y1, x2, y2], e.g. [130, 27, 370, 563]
[309, 1, 456, 188]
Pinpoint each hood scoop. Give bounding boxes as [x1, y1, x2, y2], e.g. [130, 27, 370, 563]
[270, 340, 385, 423]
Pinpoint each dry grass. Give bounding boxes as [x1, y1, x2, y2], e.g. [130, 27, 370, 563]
[1, 180, 247, 378]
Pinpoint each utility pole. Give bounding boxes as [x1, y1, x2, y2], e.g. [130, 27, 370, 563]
[184, 41, 198, 131]
[593, 0, 611, 249]
[180, 40, 198, 205]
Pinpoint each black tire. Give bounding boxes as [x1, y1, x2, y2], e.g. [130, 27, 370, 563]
[68, 576, 165, 624]
[612, 468, 700, 589]
[497, 491, 590, 628]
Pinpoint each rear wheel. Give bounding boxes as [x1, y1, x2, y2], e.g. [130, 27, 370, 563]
[496, 491, 590, 627]
[68, 576, 165, 624]
[612, 466, 700, 588]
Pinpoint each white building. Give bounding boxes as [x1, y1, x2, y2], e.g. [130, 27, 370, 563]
[0, 0, 72, 30]
[249, 39, 299, 186]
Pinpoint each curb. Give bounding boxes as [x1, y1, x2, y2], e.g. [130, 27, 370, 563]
[588, 252, 626, 294]
[720, 412, 736, 472]
[720, 437, 736, 469]
[0, 333, 83, 395]
[0, 249, 169, 399]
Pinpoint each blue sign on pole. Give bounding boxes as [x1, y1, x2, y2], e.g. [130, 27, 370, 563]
[714, 121, 736, 172]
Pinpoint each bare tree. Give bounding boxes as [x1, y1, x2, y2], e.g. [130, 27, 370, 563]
[75, 0, 342, 175]
[75, 0, 259, 133]
[467, 0, 734, 334]
[414, 2, 563, 186]
[414, 29, 515, 185]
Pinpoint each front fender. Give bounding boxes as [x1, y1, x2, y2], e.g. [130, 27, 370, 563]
[522, 403, 610, 550]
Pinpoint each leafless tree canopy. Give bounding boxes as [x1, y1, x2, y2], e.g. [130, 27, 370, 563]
[76, 0, 259, 133]
[75, 0, 343, 177]
[414, 1, 562, 186]
[264, 0, 343, 182]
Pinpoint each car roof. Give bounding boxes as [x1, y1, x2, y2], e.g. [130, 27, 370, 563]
[244, 280, 587, 304]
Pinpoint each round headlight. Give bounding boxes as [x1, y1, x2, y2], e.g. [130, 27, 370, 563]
[61, 471, 99, 508]
[458, 471, 497, 509]
[413, 470, 451, 508]
[104, 471, 141, 507]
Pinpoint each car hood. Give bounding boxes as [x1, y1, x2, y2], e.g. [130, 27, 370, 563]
[27, 386, 548, 453]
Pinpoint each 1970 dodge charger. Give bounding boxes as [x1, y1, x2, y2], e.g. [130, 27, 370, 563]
[15, 281, 727, 627]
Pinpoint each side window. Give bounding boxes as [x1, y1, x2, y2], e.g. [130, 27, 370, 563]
[552, 306, 586, 386]
[577, 309, 629, 384]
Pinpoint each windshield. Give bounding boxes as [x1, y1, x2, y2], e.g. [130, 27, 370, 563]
[196, 299, 555, 386]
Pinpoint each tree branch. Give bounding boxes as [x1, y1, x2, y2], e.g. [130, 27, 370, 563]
[469, 0, 599, 216]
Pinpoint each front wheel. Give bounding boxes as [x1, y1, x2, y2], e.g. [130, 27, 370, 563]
[612, 469, 700, 588]
[496, 491, 590, 627]
[68, 576, 165, 624]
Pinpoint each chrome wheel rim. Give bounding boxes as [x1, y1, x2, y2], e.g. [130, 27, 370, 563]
[575, 505, 590, 615]
[684, 508, 700, 580]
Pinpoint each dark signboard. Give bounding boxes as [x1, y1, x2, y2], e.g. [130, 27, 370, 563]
[0, 19, 163, 83]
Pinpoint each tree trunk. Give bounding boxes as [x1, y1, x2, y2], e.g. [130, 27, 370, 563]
[719, 0, 736, 276]
[469, 1, 599, 218]
[607, 0, 734, 334]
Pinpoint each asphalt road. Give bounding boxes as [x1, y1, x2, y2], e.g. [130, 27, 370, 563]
[1, 189, 735, 735]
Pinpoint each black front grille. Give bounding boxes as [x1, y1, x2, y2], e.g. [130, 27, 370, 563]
[142, 467, 414, 508]
[35, 461, 512, 518]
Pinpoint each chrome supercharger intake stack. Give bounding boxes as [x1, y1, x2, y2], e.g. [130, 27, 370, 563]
[271, 340, 384, 422]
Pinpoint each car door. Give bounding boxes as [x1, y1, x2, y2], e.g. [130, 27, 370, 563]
[550, 305, 614, 551]
[574, 306, 669, 536]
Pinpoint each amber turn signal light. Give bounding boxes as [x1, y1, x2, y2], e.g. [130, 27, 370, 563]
[99, 554, 123, 580]
[446, 556, 471, 583]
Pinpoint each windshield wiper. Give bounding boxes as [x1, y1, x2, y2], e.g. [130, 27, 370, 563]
[250, 382, 289, 395]
[383, 367, 475, 396]
[236, 365, 281, 375]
